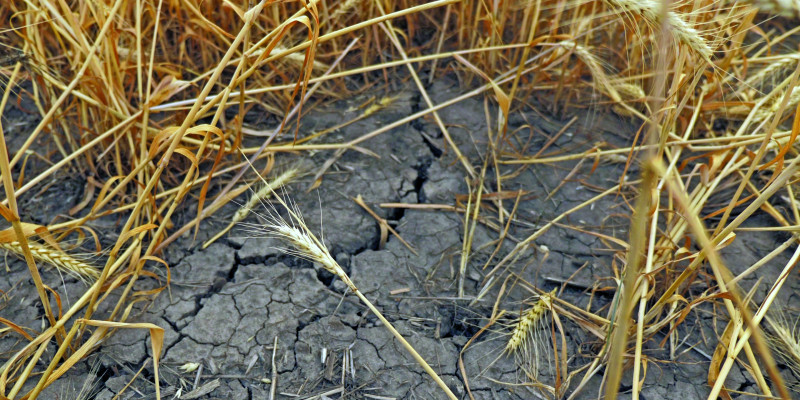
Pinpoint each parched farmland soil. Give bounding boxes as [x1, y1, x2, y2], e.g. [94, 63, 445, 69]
[2, 79, 799, 400]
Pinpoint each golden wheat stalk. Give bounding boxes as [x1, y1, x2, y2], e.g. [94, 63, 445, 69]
[249, 46, 329, 70]
[253, 193, 458, 399]
[0, 241, 100, 281]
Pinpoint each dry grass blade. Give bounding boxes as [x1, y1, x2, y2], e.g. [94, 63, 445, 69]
[0, 59, 57, 335]
[458, 164, 485, 298]
[655, 160, 791, 399]
[604, 162, 655, 400]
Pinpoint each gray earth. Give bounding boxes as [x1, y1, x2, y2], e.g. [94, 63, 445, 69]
[1, 78, 798, 399]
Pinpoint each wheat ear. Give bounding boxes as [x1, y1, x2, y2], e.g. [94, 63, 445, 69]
[744, 54, 800, 90]
[766, 312, 800, 388]
[754, 0, 800, 18]
[614, 82, 646, 102]
[602, 0, 712, 60]
[754, 86, 800, 122]
[0, 241, 100, 282]
[328, 0, 361, 22]
[203, 167, 299, 249]
[557, 41, 621, 103]
[505, 289, 555, 354]
[261, 198, 458, 400]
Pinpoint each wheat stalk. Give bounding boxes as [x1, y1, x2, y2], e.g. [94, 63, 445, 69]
[248, 46, 329, 70]
[0, 241, 100, 282]
[252, 189, 458, 399]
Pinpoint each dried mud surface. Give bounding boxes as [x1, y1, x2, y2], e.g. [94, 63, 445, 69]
[2, 79, 798, 399]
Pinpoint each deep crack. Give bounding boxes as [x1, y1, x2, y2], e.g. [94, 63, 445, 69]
[412, 157, 432, 203]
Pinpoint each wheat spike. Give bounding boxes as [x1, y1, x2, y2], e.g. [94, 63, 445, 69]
[754, 86, 800, 122]
[744, 54, 800, 90]
[505, 289, 555, 354]
[272, 224, 348, 281]
[615, 83, 646, 101]
[611, 82, 648, 116]
[558, 41, 622, 103]
[203, 167, 299, 249]
[766, 312, 800, 389]
[754, 0, 800, 18]
[0, 241, 100, 281]
[236, 168, 299, 224]
[329, 0, 362, 23]
[602, 0, 712, 60]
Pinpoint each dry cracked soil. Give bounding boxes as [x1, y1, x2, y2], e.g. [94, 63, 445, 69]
[2, 78, 799, 399]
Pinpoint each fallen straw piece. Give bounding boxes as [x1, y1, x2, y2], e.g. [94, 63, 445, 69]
[352, 194, 417, 255]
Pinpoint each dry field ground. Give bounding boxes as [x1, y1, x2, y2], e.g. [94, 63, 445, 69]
[3, 1, 800, 399]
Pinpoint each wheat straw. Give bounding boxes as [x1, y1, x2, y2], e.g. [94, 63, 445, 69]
[0, 241, 100, 281]
[250, 46, 329, 70]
